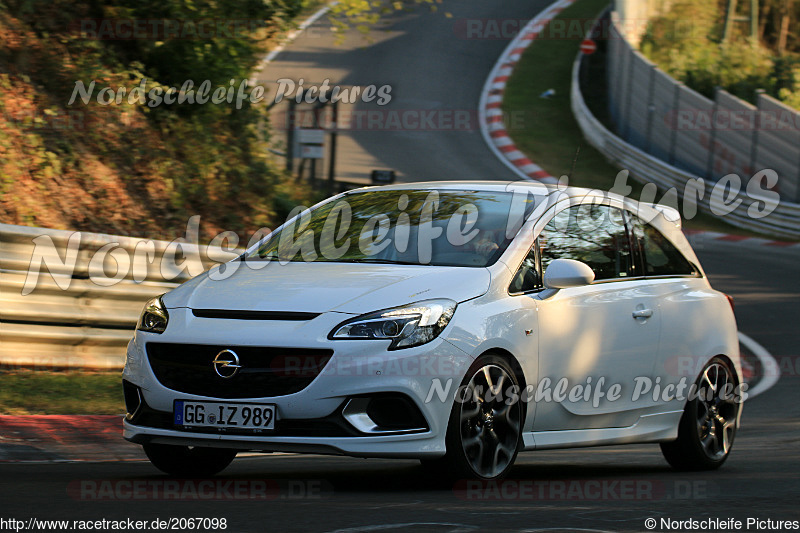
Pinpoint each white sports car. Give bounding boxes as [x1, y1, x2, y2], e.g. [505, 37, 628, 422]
[123, 182, 743, 480]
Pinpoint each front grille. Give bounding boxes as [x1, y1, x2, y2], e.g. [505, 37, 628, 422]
[191, 309, 320, 321]
[146, 343, 332, 399]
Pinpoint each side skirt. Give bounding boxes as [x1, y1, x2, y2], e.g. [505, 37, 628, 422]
[522, 410, 684, 450]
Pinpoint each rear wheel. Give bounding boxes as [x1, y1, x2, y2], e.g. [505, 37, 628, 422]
[425, 354, 523, 480]
[661, 357, 741, 470]
[143, 444, 237, 477]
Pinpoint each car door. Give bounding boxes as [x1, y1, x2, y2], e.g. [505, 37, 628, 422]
[532, 201, 663, 431]
[627, 213, 713, 414]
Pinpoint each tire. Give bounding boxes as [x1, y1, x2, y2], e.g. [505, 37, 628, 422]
[425, 354, 524, 480]
[143, 444, 237, 477]
[661, 356, 741, 471]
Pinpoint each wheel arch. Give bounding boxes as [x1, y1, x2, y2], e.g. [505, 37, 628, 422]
[670, 352, 743, 415]
[713, 353, 741, 382]
[695, 353, 742, 387]
[476, 347, 530, 429]
[478, 347, 528, 392]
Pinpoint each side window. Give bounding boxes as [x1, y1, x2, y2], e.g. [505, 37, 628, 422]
[509, 241, 541, 294]
[539, 204, 635, 281]
[630, 217, 696, 276]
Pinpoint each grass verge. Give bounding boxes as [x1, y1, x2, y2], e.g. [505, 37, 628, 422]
[501, 0, 771, 237]
[0, 370, 123, 415]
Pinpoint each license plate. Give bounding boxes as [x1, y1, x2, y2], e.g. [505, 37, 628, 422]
[174, 400, 276, 430]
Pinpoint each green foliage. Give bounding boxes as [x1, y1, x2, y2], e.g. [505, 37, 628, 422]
[109, 1, 302, 94]
[652, 39, 774, 100]
[0, 0, 454, 236]
[0, 0, 319, 237]
[641, 0, 800, 108]
[775, 59, 800, 108]
[0, 370, 123, 415]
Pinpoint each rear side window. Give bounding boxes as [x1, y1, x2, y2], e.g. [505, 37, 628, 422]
[539, 204, 635, 281]
[630, 217, 696, 276]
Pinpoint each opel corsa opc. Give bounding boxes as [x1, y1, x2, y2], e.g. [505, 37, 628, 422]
[123, 182, 743, 479]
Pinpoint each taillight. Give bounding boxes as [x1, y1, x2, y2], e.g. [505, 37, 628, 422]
[725, 294, 735, 311]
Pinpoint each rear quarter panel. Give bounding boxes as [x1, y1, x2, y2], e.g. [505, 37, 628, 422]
[649, 276, 742, 412]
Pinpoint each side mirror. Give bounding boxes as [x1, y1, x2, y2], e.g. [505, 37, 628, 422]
[543, 258, 595, 289]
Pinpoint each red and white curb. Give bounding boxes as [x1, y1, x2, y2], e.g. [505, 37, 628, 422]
[478, 0, 577, 184]
[477, 1, 800, 250]
[0, 415, 142, 463]
[683, 230, 800, 249]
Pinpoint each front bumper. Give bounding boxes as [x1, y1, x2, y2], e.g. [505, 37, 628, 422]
[123, 419, 447, 458]
[122, 308, 473, 458]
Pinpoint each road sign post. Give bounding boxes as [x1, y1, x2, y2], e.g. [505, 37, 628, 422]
[295, 128, 325, 160]
[327, 96, 338, 194]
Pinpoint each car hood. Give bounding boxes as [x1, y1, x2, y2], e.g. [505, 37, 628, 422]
[161, 261, 491, 315]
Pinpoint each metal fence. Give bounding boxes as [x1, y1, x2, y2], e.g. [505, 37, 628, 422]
[606, 12, 800, 204]
[574, 45, 800, 239]
[0, 223, 216, 369]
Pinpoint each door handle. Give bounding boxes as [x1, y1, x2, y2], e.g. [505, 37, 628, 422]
[632, 309, 653, 319]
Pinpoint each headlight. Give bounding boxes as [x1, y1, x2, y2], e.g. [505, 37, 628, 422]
[136, 296, 169, 334]
[330, 299, 457, 350]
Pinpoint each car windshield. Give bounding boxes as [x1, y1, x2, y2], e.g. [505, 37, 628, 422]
[245, 189, 536, 267]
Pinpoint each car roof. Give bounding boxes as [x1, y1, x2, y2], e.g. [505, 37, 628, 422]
[349, 180, 558, 194]
[346, 181, 632, 210]
[347, 180, 634, 202]
[345, 180, 683, 231]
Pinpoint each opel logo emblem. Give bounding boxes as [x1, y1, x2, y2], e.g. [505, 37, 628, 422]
[213, 349, 241, 379]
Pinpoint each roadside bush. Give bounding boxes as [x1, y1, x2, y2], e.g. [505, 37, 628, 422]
[640, 0, 800, 108]
[777, 64, 800, 109]
[0, 0, 317, 239]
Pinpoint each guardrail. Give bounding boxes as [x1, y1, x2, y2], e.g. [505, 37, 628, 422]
[0, 176, 374, 370]
[606, 12, 800, 205]
[0, 223, 218, 370]
[571, 48, 800, 240]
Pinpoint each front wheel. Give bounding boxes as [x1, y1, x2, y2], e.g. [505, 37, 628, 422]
[427, 354, 523, 480]
[660, 357, 742, 471]
[143, 444, 237, 477]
